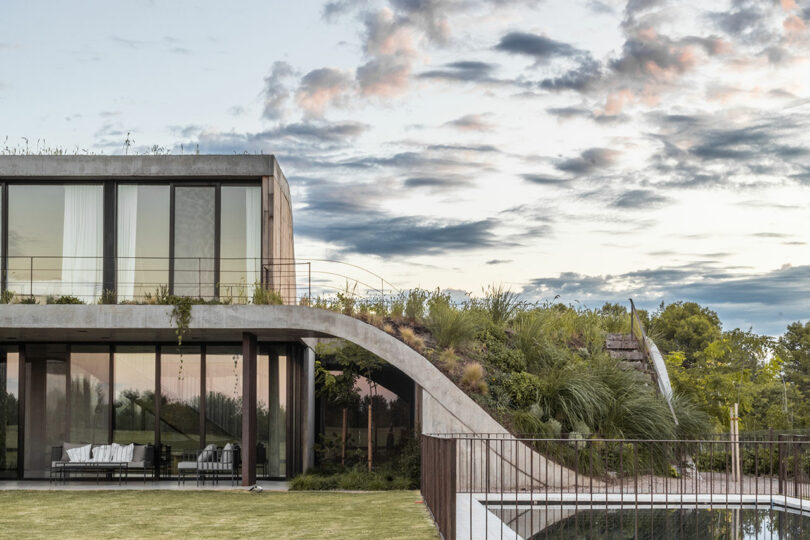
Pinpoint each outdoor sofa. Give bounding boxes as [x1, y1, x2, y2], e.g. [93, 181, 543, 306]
[50, 442, 156, 484]
[177, 443, 241, 486]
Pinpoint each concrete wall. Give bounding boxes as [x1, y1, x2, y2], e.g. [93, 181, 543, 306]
[0, 304, 579, 488]
[0, 155, 280, 179]
[262, 158, 296, 305]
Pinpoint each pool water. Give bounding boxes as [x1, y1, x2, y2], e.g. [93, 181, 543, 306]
[491, 504, 810, 539]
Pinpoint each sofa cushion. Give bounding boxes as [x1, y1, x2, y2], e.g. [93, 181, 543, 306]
[91, 444, 113, 462]
[131, 444, 146, 464]
[111, 443, 134, 463]
[62, 442, 87, 462]
[66, 444, 92, 463]
[198, 443, 217, 463]
[221, 443, 234, 466]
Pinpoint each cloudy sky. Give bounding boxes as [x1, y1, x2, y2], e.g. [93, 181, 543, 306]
[1, 0, 809, 334]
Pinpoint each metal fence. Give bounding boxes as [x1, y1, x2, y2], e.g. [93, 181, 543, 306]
[422, 433, 810, 539]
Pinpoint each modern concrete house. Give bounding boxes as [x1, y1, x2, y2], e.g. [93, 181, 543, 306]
[0, 155, 513, 486]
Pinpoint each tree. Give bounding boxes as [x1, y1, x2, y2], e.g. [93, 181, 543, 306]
[651, 302, 722, 365]
[665, 329, 783, 431]
[780, 321, 810, 395]
[315, 359, 359, 467]
[316, 342, 385, 469]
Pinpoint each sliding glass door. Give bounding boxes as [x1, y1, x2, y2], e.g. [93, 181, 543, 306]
[69, 347, 110, 446]
[23, 345, 68, 478]
[0, 347, 19, 478]
[173, 187, 216, 297]
[205, 347, 243, 447]
[113, 346, 156, 446]
[159, 347, 201, 475]
[220, 186, 261, 294]
[258, 346, 287, 478]
[7, 185, 103, 301]
[117, 185, 170, 300]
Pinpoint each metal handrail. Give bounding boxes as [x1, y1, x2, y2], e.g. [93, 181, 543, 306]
[630, 298, 678, 425]
[0, 255, 401, 307]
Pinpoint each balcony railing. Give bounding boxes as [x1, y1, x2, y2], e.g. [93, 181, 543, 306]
[0, 256, 400, 306]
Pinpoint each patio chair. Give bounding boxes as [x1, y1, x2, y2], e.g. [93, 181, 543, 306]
[198, 444, 241, 486]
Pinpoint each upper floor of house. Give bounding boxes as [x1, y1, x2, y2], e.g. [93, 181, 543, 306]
[0, 155, 295, 304]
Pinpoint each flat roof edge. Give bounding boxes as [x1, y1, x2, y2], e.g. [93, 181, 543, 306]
[0, 155, 281, 178]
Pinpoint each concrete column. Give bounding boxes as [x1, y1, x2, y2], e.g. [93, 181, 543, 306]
[302, 346, 315, 472]
[241, 332, 257, 486]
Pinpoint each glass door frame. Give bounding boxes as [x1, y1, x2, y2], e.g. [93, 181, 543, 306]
[10, 340, 299, 480]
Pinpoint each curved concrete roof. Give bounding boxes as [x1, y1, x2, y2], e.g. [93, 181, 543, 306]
[0, 304, 508, 434]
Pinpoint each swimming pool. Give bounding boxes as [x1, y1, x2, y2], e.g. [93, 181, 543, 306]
[489, 504, 810, 539]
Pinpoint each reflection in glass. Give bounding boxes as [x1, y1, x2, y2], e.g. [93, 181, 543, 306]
[70, 346, 110, 445]
[23, 345, 67, 478]
[258, 348, 286, 478]
[173, 186, 215, 297]
[117, 185, 170, 300]
[113, 346, 156, 446]
[8, 185, 103, 301]
[0, 347, 19, 478]
[160, 347, 201, 474]
[220, 186, 261, 298]
[205, 347, 242, 447]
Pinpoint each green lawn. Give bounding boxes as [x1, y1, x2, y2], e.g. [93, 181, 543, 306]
[0, 490, 439, 539]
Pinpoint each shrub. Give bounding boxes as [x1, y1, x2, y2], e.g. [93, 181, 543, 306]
[536, 365, 611, 433]
[512, 406, 563, 437]
[252, 283, 284, 305]
[484, 339, 527, 372]
[366, 312, 384, 328]
[382, 323, 395, 334]
[438, 348, 459, 371]
[98, 289, 117, 305]
[399, 327, 425, 352]
[501, 371, 542, 408]
[482, 284, 522, 325]
[289, 468, 413, 491]
[426, 302, 479, 349]
[461, 362, 485, 390]
[46, 295, 84, 304]
[389, 297, 405, 321]
[1, 290, 14, 304]
[18, 296, 37, 304]
[404, 289, 429, 322]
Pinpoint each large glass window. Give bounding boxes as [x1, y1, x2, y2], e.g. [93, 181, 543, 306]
[117, 185, 170, 300]
[23, 345, 68, 478]
[70, 346, 110, 445]
[258, 347, 286, 478]
[113, 346, 156, 446]
[0, 347, 19, 478]
[8, 185, 103, 301]
[160, 347, 201, 474]
[220, 186, 261, 297]
[205, 347, 242, 447]
[173, 186, 216, 297]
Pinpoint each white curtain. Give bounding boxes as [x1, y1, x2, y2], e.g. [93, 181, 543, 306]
[117, 185, 139, 300]
[61, 185, 103, 299]
[245, 187, 261, 286]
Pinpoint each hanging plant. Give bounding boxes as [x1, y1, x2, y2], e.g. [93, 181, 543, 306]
[170, 297, 193, 380]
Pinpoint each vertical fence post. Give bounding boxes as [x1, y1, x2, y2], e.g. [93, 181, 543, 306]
[778, 434, 784, 495]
